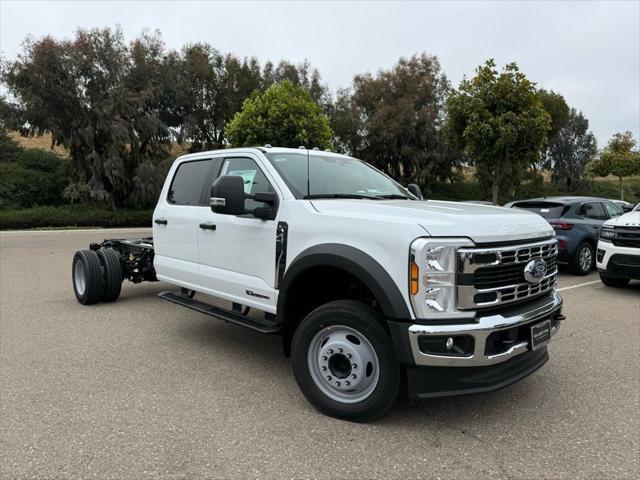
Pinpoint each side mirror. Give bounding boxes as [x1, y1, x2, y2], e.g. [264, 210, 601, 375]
[407, 183, 423, 199]
[210, 175, 245, 215]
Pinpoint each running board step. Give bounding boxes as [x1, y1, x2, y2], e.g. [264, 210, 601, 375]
[158, 291, 281, 334]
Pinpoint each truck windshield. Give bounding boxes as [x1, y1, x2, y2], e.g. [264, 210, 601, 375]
[264, 152, 414, 200]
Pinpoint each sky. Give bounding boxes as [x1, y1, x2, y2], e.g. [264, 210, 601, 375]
[1, 0, 639, 147]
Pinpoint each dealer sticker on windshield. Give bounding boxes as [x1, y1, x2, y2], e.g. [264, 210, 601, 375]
[530, 320, 552, 350]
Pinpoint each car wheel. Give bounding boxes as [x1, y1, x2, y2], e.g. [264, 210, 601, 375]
[72, 250, 103, 305]
[599, 272, 630, 288]
[291, 300, 400, 422]
[571, 242, 594, 275]
[97, 248, 123, 302]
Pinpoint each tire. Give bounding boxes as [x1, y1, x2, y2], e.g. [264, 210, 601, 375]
[571, 242, 595, 275]
[97, 248, 123, 302]
[72, 250, 103, 305]
[599, 272, 630, 288]
[291, 300, 400, 422]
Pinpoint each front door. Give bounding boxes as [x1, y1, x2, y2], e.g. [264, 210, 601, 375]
[197, 155, 281, 313]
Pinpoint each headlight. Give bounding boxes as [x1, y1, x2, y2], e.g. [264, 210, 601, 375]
[600, 227, 616, 242]
[409, 238, 475, 320]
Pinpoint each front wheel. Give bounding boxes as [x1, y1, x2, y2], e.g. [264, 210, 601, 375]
[291, 300, 400, 422]
[599, 272, 630, 287]
[571, 242, 594, 275]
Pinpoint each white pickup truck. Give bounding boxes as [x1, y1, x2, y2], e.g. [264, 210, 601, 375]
[597, 202, 640, 287]
[72, 147, 565, 421]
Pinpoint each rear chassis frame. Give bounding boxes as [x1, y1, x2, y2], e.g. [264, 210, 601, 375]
[89, 238, 157, 284]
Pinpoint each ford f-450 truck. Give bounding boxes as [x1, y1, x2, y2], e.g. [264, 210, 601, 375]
[72, 147, 564, 421]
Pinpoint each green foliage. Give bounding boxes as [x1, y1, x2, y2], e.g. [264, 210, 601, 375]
[0, 130, 70, 208]
[331, 54, 456, 186]
[0, 205, 152, 230]
[226, 81, 333, 149]
[547, 109, 597, 190]
[445, 60, 551, 203]
[588, 131, 640, 200]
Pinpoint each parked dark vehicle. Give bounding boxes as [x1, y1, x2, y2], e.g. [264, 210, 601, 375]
[608, 199, 635, 213]
[505, 197, 624, 275]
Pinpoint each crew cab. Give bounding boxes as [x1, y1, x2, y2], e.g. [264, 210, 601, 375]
[597, 202, 640, 287]
[72, 147, 565, 421]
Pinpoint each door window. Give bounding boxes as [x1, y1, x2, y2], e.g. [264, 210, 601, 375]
[580, 202, 607, 220]
[603, 202, 623, 219]
[220, 157, 275, 211]
[168, 159, 218, 206]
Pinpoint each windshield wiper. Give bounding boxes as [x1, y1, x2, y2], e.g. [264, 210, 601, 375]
[375, 194, 413, 200]
[303, 194, 381, 200]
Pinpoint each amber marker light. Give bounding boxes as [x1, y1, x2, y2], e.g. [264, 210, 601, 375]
[410, 261, 419, 295]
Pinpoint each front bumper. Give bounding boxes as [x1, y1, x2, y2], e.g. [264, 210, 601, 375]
[387, 291, 564, 399]
[596, 241, 640, 279]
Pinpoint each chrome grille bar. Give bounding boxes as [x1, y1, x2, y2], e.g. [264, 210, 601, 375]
[457, 238, 558, 310]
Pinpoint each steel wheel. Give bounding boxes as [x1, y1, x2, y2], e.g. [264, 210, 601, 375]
[307, 325, 380, 404]
[74, 259, 86, 296]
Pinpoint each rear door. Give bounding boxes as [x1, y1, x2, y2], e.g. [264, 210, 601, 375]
[577, 201, 608, 241]
[197, 154, 281, 313]
[153, 157, 221, 289]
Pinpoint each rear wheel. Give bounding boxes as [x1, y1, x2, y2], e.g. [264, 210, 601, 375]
[571, 242, 594, 275]
[599, 272, 630, 288]
[72, 250, 103, 305]
[291, 300, 400, 422]
[97, 248, 123, 302]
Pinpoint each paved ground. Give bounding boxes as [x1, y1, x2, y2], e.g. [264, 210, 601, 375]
[1, 229, 638, 479]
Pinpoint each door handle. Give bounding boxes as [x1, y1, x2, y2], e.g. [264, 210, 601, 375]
[199, 223, 217, 231]
[154, 218, 168, 225]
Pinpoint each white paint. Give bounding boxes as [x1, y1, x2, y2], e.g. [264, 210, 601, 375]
[557, 280, 602, 292]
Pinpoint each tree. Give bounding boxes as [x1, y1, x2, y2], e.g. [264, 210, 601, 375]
[226, 81, 333, 149]
[445, 60, 551, 204]
[331, 53, 457, 187]
[538, 89, 570, 169]
[588, 131, 640, 200]
[547, 109, 597, 190]
[2, 28, 176, 207]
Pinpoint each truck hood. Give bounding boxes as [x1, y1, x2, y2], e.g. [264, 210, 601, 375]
[310, 199, 554, 244]
[604, 210, 640, 227]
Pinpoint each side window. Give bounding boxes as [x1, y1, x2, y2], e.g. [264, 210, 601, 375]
[167, 159, 217, 206]
[580, 202, 607, 220]
[603, 202, 623, 219]
[220, 157, 275, 211]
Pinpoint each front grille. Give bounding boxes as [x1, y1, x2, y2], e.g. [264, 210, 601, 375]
[457, 238, 558, 310]
[612, 226, 640, 248]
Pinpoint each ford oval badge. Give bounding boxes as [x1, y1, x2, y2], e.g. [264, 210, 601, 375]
[524, 258, 547, 283]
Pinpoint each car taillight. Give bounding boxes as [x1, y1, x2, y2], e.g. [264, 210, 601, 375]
[550, 222, 573, 230]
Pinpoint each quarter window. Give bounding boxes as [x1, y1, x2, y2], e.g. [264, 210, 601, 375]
[168, 159, 216, 206]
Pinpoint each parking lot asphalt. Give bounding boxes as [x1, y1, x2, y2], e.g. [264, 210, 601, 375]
[1, 229, 638, 479]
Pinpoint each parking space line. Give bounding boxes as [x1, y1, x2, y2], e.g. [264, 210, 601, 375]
[557, 280, 601, 292]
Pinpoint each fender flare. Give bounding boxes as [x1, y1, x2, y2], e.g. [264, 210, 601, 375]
[277, 243, 411, 321]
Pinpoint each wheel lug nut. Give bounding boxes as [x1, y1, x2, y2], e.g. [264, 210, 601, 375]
[321, 366, 327, 371]
[351, 374, 357, 379]
[345, 381, 350, 386]
[327, 375, 332, 381]
[335, 381, 341, 386]
[346, 353, 352, 359]
[352, 363, 357, 369]
[338, 348, 343, 353]
[327, 349, 334, 354]
[321, 356, 327, 361]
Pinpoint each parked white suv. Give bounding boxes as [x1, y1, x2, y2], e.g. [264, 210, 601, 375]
[597, 202, 640, 287]
[72, 147, 564, 421]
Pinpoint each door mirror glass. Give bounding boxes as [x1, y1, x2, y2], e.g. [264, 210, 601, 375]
[407, 184, 423, 199]
[210, 175, 245, 215]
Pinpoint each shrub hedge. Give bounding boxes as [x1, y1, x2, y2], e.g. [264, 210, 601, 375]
[0, 206, 153, 230]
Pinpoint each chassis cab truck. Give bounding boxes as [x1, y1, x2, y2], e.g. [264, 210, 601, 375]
[72, 147, 565, 421]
